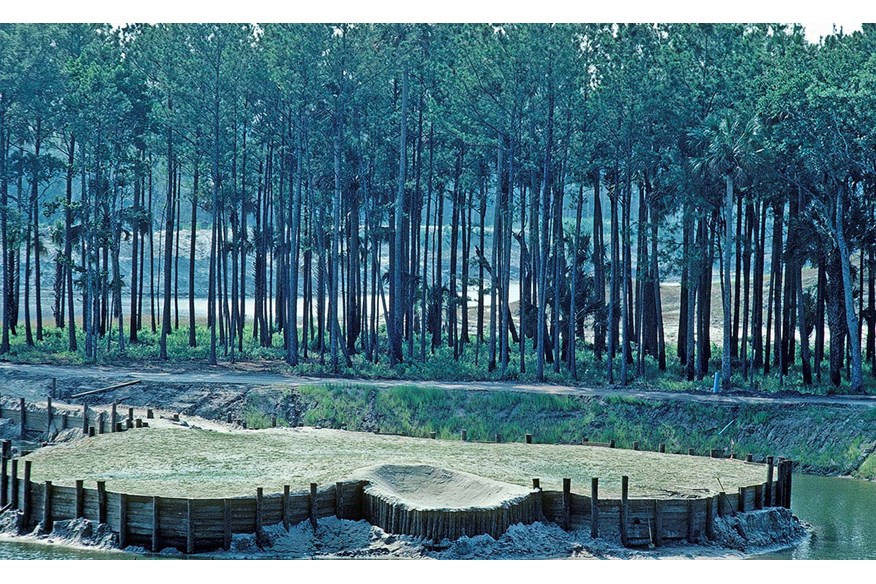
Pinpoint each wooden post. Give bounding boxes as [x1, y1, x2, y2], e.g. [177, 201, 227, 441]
[82, 405, 89, 432]
[495, 433, 501, 443]
[609, 440, 616, 448]
[745, 454, 753, 462]
[685, 499, 695, 543]
[22, 460, 31, 529]
[429, 431, 436, 439]
[531, 478, 543, 521]
[226, 412, 232, 423]
[10, 458, 18, 508]
[127, 407, 134, 424]
[119, 493, 128, 548]
[75, 480, 84, 518]
[705, 496, 715, 540]
[525, 433, 532, 444]
[88, 427, 95, 437]
[754, 483, 763, 510]
[653, 499, 663, 546]
[43, 481, 53, 533]
[309, 483, 318, 529]
[710, 448, 722, 458]
[717, 492, 727, 517]
[658, 443, 665, 453]
[111, 402, 117, 433]
[151, 496, 160, 552]
[633, 441, 640, 451]
[255, 488, 264, 546]
[688, 448, 695, 455]
[147, 409, 154, 419]
[271, 414, 277, 428]
[461, 429, 467, 441]
[775, 458, 785, 509]
[562, 478, 571, 531]
[19, 397, 26, 439]
[620, 475, 629, 547]
[1, 439, 9, 458]
[222, 499, 231, 551]
[590, 478, 599, 539]
[186, 499, 194, 554]
[0, 455, 7, 508]
[62, 412, 69, 430]
[765, 456, 774, 506]
[46, 396, 53, 437]
[115, 422, 123, 432]
[125, 420, 133, 430]
[738, 487, 746, 512]
[283, 485, 290, 529]
[335, 482, 344, 520]
[97, 480, 107, 524]
[98, 412, 105, 434]
[781, 460, 793, 509]
[135, 418, 142, 428]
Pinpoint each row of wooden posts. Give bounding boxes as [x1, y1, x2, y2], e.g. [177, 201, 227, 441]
[0, 397, 155, 442]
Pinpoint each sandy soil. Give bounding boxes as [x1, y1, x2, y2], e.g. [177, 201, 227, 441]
[350, 464, 531, 511]
[23, 423, 768, 499]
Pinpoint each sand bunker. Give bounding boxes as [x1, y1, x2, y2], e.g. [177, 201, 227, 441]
[350, 464, 532, 511]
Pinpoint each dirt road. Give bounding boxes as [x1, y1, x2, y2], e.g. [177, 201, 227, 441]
[1, 362, 873, 409]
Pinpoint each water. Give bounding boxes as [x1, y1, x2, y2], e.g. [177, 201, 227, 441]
[0, 473, 872, 559]
[757, 474, 876, 560]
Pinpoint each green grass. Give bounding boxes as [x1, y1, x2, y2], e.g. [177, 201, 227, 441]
[24, 424, 768, 499]
[239, 383, 876, 477]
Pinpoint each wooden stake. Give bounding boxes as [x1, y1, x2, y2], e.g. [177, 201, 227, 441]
[0, 456, 7, 509]
[653, 499, 663, 546]
[97, 480, 107, 524]
[562, 478, 571, 531]
[111, 402, 117, 433]
[19, 398, 26, 439]
[22, 460, 31, 529]
[255, 488, 264, 547]
[75, 480, 84, 518]
[658, 443, 665, 453]
[119, 493, 128, 548]
[633, 441, 640, 451]
[620, 475, 629, 547]
[42, 481, 53, 533]
[590, 478, 599, 539]
[10, 459, 18, 509]
[461, 429, 467, 441]
[525, 433, 532, 444]
[152, 496, 160, 552]
[765, 456, 774, 506]
[309, 483, 318, 529]
[283, 485, 290, 530]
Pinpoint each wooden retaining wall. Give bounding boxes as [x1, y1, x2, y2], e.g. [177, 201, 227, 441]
[0, 397, 151, 442]
[0, 458, 793, 553]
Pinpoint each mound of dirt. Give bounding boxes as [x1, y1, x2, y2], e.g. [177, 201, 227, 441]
[349, 464, 532, 511]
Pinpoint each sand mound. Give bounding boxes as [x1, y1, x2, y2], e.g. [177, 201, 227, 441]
[349, 464, 531, 511]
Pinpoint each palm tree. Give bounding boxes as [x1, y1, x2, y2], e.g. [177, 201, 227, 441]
[692, 112, 761, 389]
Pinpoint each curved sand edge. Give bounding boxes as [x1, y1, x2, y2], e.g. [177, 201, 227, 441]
[349, 463, 533, 512]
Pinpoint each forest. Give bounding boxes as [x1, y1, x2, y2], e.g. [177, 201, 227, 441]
[0, 23, 874, 393]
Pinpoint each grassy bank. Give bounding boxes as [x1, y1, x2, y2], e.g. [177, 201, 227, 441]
[243, 384, 876, 480]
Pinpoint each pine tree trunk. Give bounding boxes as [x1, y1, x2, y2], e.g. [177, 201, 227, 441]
[721, 175, 733, 389]
[835, 186, 864, 392]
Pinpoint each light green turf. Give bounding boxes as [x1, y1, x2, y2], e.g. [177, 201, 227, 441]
[24, 425, 769, 499]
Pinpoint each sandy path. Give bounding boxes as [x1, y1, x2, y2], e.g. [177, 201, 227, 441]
[1, 362, 873, 408]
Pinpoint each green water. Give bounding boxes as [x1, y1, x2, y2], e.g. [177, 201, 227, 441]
[0, 473, 872, 559]
[757, 473, 875, 560]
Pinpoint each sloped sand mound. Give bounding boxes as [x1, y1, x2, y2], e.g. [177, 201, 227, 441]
[350, 464, 532, 511]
